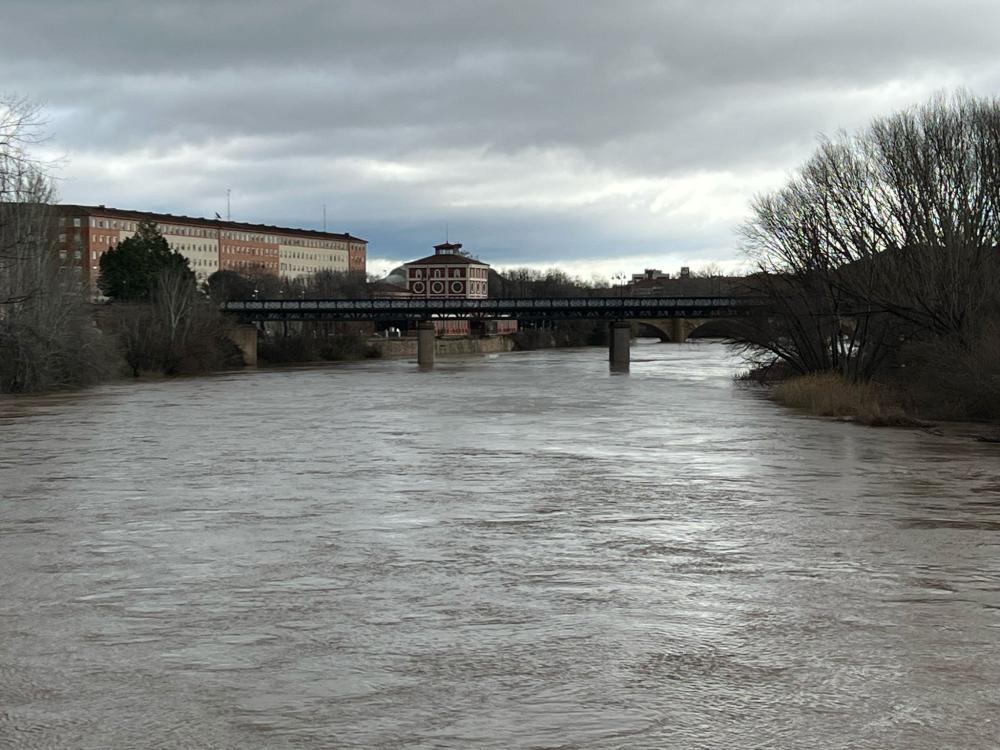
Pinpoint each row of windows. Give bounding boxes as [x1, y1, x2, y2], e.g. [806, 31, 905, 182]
[220, 231, 354, 250]
[95, 218, 134, 231]
[281, 263, 347, 273]
[284, 251, 346, 261]
[171, 244, 215, 254]
[410, 280, 488, 295]
[410, 267, 485, 279]
[410, 268, 481, 279]
[84, 239, 347, 264]
[60, 216, 365, 251]
[279, 236, 351, 250]
[60, 217, 134, 231]
[221, 246, 277, 257]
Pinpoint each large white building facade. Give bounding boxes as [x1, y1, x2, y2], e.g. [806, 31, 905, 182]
[54, 204, 367, 292]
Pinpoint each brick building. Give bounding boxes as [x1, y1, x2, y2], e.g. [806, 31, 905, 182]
[401, 241, 515, 336]
[54, 204, 367, 293]
[403, 242, 490, 299]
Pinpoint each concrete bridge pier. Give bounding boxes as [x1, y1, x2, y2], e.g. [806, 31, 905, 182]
[417, 320, 436, 368]
[609, 320, 631, 370]
[671, 318, 688, 344]
[225, 324, 258, 367]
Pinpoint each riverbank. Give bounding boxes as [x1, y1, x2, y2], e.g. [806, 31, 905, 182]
[770, 373, 917, 427]
[367, 334, 515, 358]
[763, 372, 1000, 441]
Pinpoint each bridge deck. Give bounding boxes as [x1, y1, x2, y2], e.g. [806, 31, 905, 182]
[224, 296, 762, 322]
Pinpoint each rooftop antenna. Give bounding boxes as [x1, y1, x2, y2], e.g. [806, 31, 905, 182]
[226, 189, 231, 221]
[323, 203, 327, 232]
[445, 221, 449, 243]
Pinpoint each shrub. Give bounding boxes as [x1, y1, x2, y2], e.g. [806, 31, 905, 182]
[771, 373, 914, 426]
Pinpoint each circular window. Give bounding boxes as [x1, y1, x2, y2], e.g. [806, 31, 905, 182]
[451, 281, 463, 293]
[412, 281, 425, 293]
[431, 281, 445, 294]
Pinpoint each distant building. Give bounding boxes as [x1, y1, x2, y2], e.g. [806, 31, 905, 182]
[631, 268, 670, 282]
[400, 241, 514, 336]
[627, 266, 735, 297]
[53, 204, 367, 293]
[403, 242, 490, 299]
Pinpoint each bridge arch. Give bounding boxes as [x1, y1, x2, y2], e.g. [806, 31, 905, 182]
[635, 320, 675, 342]
[631, 318, 704, 343]
[633, 318, 737, 343]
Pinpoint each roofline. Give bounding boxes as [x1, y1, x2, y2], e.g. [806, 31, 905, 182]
[56, 203, 367, 244]
[404, 253, 490, 267]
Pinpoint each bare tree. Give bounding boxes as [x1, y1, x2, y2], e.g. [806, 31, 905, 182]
[0, 95, 123, 391]
[1, 95, 50, 304]
[490, 267, 602, 298]
[736, 91, 1000, 391]
[153, 265, 197, 368]
[691, 262, 726, 278]
[0, 170, 118, 391]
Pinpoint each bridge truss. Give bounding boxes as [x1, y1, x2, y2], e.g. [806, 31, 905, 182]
[224, 296, 763, 322]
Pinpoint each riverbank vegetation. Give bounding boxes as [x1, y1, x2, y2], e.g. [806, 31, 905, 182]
[205, 269, 380, 365]
[769, 374, 913, 426]
[0, 96, 381, 393]
[99, 222, 244, 377]
[732, 91, 1000, 423]
[0, 97, 118, 392]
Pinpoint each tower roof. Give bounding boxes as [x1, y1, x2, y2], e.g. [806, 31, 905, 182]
[404, 253, 489, 267]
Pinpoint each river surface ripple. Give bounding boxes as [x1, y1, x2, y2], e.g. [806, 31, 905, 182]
[2, 341, 999, 749]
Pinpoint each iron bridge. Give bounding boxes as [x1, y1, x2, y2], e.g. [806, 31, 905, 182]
[224, 296, 764, 322]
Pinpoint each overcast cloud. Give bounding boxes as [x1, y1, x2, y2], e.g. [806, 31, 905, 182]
[3, 0, 999, 278]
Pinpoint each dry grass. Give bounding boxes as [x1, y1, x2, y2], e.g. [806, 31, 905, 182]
[771, 373, 917, 426]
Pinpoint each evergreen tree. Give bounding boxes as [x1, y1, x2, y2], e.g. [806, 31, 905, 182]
[98, 220, 193, 301]
[205, 269, 256, 302]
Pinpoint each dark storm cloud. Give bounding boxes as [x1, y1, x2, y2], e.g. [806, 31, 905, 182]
[3, 0, 999, 270]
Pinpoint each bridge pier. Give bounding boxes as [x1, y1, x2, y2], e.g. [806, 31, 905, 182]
[609, 321, 631, 370]
[417, 320, 435, 368]
[225, 324, 258, 367]
[671, 318, 688, 344]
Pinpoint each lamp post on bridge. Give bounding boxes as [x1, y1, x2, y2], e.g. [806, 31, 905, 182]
[613, 272, 627, 298]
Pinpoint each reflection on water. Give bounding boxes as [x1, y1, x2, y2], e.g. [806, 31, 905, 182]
[2, 341, 999, 749]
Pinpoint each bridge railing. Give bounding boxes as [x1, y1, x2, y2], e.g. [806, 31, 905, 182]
[222, 295, 765, 322]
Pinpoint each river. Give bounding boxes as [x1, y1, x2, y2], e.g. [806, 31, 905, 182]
[1, 340, 999, 749]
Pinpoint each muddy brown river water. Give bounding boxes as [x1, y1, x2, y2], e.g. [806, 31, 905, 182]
[2, 341, 999, 749]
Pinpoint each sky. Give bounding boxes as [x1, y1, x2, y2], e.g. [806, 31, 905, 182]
[3, 0, 999, 280]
